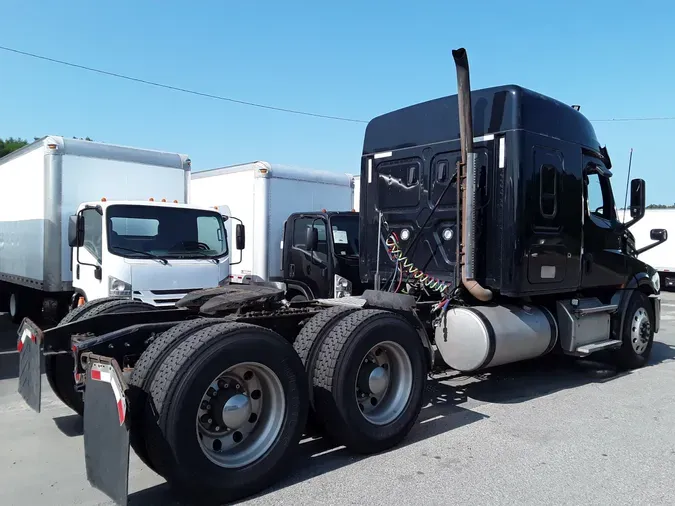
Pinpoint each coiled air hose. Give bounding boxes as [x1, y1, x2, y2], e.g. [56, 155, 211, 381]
[385, 232, 450, 294]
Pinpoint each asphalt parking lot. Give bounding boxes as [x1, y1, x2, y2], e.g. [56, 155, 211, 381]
[1, 294, 675, 506]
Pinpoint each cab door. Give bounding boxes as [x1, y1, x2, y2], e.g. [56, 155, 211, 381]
[282, 214, 331, 298]
[525, 146, 581, 293]
[580, 158, 627, 289]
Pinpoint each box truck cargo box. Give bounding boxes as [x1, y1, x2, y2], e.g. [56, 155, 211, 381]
[190, 161, 355, 285]
[0, 136, 230, 322]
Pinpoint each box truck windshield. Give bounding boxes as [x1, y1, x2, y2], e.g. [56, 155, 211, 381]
[106, 205, 228, 260]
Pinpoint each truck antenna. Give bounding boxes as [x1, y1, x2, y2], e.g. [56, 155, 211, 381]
[622, 148, 634, 223]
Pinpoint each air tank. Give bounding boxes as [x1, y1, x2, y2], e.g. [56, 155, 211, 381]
[434, 303, 558, 372]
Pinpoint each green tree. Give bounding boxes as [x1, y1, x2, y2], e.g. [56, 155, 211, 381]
[0, 137, 29, 158]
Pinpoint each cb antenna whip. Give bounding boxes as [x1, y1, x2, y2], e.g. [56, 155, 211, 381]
[622, 148, 634, 223]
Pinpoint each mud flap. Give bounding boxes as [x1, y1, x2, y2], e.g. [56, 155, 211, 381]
[83, 354, 130, 506]
[17, 318, 43, 413]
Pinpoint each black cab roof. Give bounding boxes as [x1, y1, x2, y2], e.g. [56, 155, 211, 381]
[363, 85, 601, 156]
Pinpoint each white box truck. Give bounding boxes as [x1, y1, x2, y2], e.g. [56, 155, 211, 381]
[621, 208, 675, 289]
[190, 161, 359, 300]
[0, 136, 234, 323]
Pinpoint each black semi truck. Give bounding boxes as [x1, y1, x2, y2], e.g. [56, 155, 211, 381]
[17, 48, 666, 505]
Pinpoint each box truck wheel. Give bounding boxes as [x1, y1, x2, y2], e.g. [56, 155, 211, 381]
[45, 298, 155, 415]
[613, 291, 655, 370]
[127, 318, 228, 475]
[311, 309, 426, 454]
[142, 322, 308, 504]
[292, 306, 357, 431]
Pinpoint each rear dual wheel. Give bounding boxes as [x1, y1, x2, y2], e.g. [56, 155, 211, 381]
[307, 309, 427, 454]
[131, 322, 308, 504]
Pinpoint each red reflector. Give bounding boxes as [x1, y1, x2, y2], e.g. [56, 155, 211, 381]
[117, 399, 125, 424]
[17, 340, 23, 352]
[31, 334, 36, 343]
[91, 369, 101, 381]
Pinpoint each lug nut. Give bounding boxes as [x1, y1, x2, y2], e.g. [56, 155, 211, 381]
[214, 426, 221, 432]
[223, 383, 230, 389]
[235, 384, 241, 390]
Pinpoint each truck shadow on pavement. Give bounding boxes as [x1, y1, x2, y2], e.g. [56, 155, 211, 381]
[125, 341, 675, 505]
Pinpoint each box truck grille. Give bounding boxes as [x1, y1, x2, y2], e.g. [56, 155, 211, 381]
[132, 288, 201, 296]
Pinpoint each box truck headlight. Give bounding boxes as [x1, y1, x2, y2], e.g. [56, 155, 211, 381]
[334, 274, 352, 298]
[108, 276, 132, 297]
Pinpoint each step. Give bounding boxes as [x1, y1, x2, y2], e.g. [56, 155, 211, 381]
[575, 304, 618, 316]
[575, 339, 622, 356]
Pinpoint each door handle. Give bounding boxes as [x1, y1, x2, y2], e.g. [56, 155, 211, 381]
[289, 264, 295, 277]
[584, 254, 593, 273]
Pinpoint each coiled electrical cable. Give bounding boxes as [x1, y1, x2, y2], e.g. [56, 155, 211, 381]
[385, 232, 450, 294]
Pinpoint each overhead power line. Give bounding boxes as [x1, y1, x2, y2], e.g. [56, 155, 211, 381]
[0, 45, 367, 124]
[2, 44, 675, 125]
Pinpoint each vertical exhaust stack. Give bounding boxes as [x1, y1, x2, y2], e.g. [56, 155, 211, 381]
[451, 47, 493, 302]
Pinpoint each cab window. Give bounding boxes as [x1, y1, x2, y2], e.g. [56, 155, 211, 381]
[585, 173, 615, 221]
[81, 208, 102, 262]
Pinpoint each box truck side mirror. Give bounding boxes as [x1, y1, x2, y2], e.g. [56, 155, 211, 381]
[68, 214, 84, 248]
[305, 227, 319, 252]
[235, 224, 245, 250]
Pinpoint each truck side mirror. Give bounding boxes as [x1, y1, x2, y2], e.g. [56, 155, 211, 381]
[635, 228, 668, 256]
[650, 228, 667, 242]
[306, 227, 319, 252]
[629, 178, 646, 219]
[235, 224, 245, 250]
[68, 214, 84, 248]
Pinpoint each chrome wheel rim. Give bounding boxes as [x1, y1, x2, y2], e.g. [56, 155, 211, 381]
[196, 362, 285, 468]
[355, 341, 413, 425]
[630, 307, 651, 355]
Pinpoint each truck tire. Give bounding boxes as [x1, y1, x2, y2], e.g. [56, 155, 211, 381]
[143, 322, 308, 504]
[292, 306, 357, 429]
[613, 290, 655, 369]
[127, 318, 226, 474]
[45, 298, 154, 415]
[312, 309, 427, 454]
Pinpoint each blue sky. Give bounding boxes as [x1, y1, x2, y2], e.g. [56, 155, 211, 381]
[1, 0, 674, 204]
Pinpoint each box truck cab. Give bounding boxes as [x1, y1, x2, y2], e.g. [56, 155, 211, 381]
[282, 210, 361, 301]
[69, 200, 234, 307]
